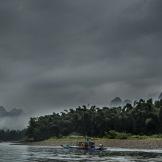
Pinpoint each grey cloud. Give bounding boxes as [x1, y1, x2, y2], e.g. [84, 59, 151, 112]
[0, 0, 162, 119]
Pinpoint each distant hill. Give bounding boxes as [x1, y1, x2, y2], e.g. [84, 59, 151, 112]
[159, 93, 162, 100]
[110, 97, 122, 107]
[123, 99, 132, 105]
[0, 106, 23, 117]
[0, 106, 7, 116]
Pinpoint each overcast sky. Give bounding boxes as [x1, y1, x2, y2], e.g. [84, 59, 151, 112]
[0, 0, 162, 114]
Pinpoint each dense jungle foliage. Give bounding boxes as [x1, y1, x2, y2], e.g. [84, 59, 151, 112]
[26, 99, 162, 141]
[0, 129, 26, 141]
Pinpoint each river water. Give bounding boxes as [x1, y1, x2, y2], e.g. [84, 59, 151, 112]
[0, 142, 162, 162]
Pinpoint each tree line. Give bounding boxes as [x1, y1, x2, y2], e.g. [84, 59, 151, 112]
[0, 129, 26, 141]
[26, 99, 162, 141]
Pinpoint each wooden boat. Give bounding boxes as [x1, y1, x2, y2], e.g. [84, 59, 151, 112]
[61, 137, 105, 151]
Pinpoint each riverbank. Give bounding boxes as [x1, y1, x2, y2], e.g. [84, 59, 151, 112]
[23, 137, 162, 149]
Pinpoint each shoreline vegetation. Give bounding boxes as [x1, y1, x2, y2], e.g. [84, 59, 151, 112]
[26, 99, 162, 141]
[2, 98, 162, 149]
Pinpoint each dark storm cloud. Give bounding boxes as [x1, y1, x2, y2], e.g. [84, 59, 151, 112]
[0, 0, 162, 115]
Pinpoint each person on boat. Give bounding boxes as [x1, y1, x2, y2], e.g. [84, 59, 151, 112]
[78, 138, 95, 150]
[98, 144, 104, 150]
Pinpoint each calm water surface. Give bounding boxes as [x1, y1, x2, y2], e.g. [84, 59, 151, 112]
[0, 142, 162, 162]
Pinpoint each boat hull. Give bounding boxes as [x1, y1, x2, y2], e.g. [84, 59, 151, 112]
[61, 145, 105, 151]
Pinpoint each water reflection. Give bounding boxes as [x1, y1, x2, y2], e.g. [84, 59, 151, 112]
[0, 143, 162, 162]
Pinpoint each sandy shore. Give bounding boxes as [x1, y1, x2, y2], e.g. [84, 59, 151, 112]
[22, 138, 162, 149]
